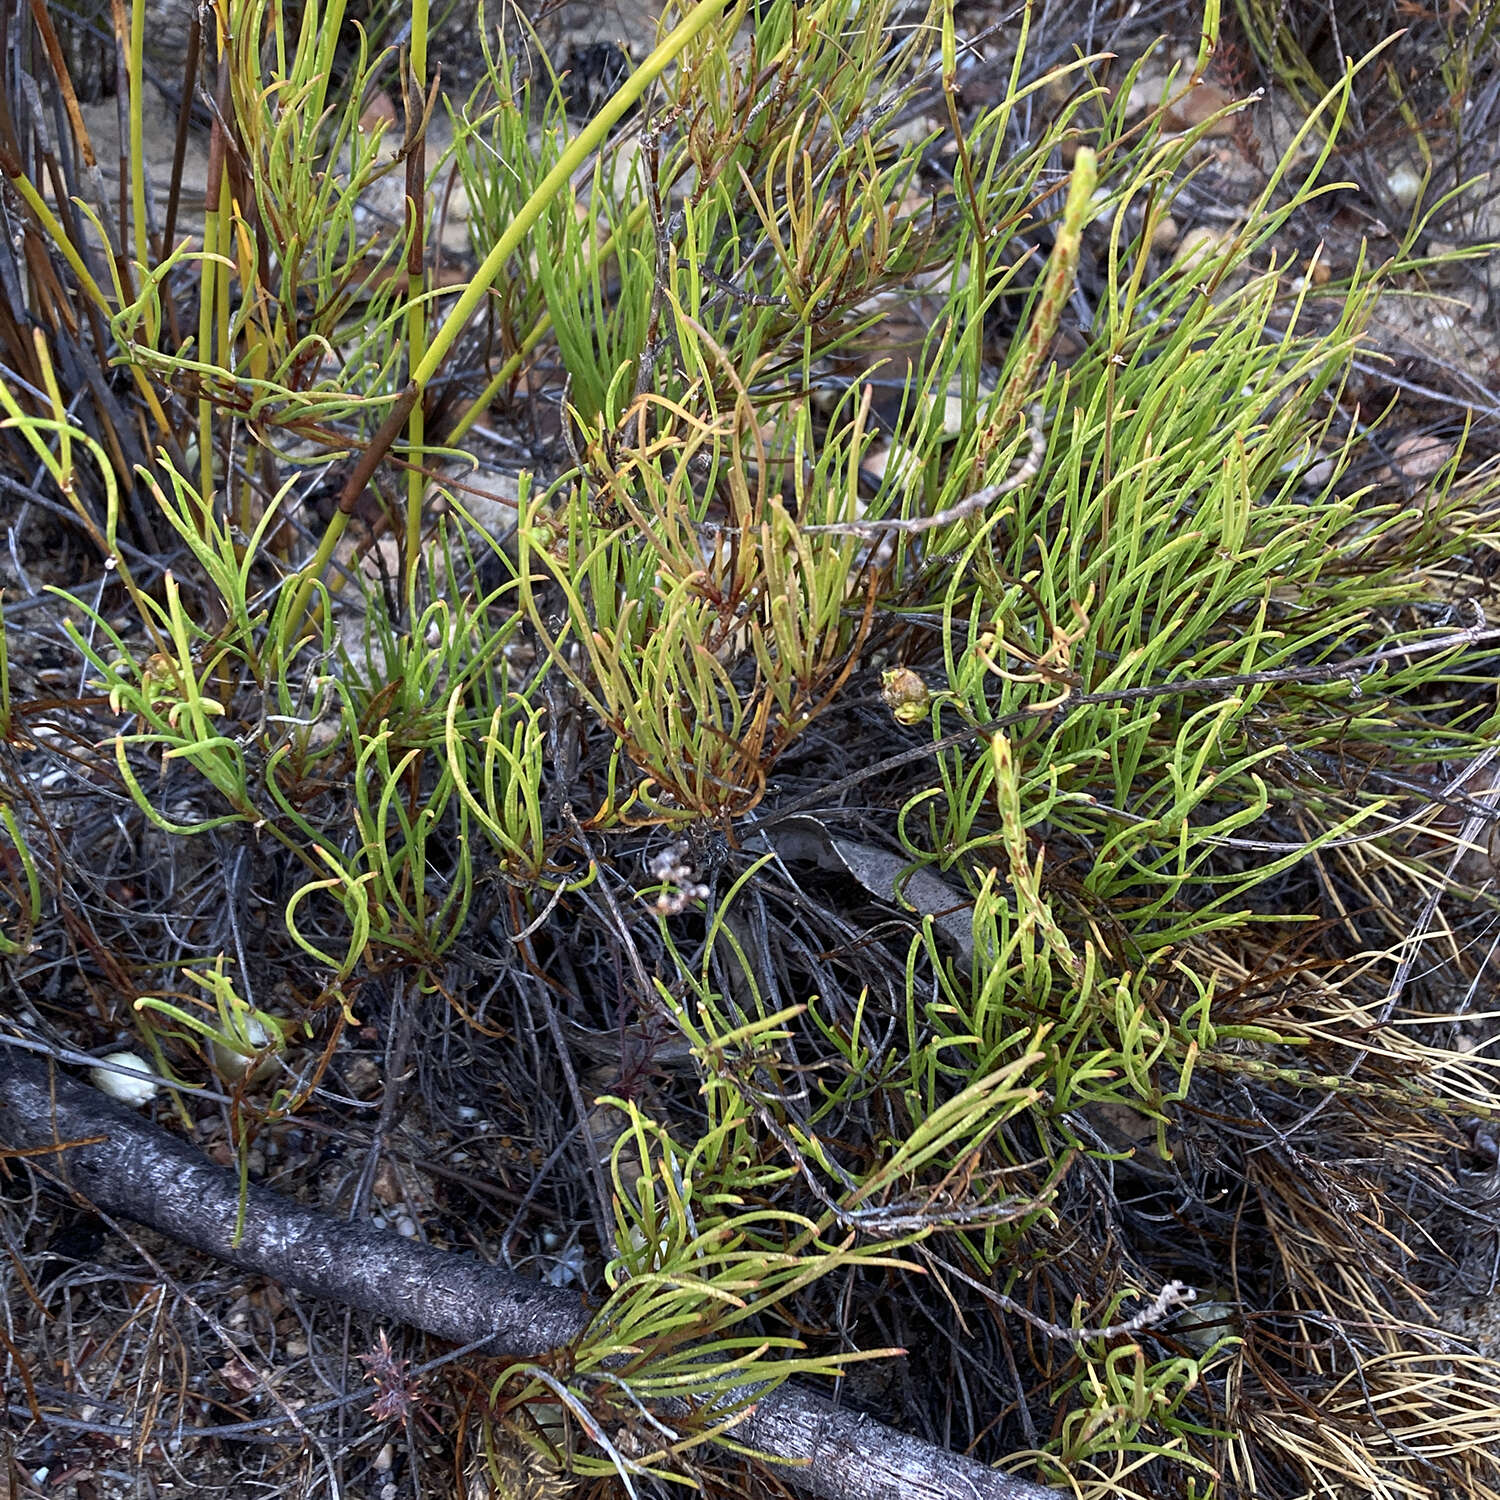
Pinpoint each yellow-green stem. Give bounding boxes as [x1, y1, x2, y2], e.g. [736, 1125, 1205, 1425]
[413, 0, 730, 391]
[443, 199, 653, 447]
[404, 0, 430, 611]
[127, 0, 150, 291]
[198, 178, 224, 505]
[288, 0, 732, 639]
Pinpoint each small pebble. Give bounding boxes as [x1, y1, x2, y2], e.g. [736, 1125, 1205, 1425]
[211, 1015, 271, 1082]
[1301, 457, 1336, 491]
[89, 1051, 158, 1107]
[358, 91, 398, 138]
[861, 439, 923, 488]
[1386, 163, 1423, 207]
[1162, 80, 1242, 136]
[1393, 433, 1452, 479]
[1173, 225, 1232, 276]
[939, 392, 966, 436]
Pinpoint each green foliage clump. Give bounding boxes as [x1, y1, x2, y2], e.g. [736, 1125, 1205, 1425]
[3, 0, 1500, 1496]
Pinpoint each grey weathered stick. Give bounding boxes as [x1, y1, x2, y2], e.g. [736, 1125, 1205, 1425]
[0, 1049, 591, 1355]
[0, 1051, 1058, 1500]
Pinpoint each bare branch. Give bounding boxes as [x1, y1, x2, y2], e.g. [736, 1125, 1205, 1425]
[0, 1051, 1061, 1500]
[800, 406, 1047, 541]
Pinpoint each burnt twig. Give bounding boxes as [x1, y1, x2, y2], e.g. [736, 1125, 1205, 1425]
[0, 1050, 1061, 1500]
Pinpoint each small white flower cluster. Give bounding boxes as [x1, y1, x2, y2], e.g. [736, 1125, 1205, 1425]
[648, 843, 710, 916]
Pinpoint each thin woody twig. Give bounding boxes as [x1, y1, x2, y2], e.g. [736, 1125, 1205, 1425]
[633, 123, 674, 401]
[749, 610, 1500, 837]
[921, 1247, 1198, 1344]
[799, 405, 1047, 541]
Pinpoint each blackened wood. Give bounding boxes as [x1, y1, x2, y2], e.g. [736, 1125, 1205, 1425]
[738, 1386, 1058, 1500]
[0, 1051, 590, 1355]
[0, 1051, 1058, 1500]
